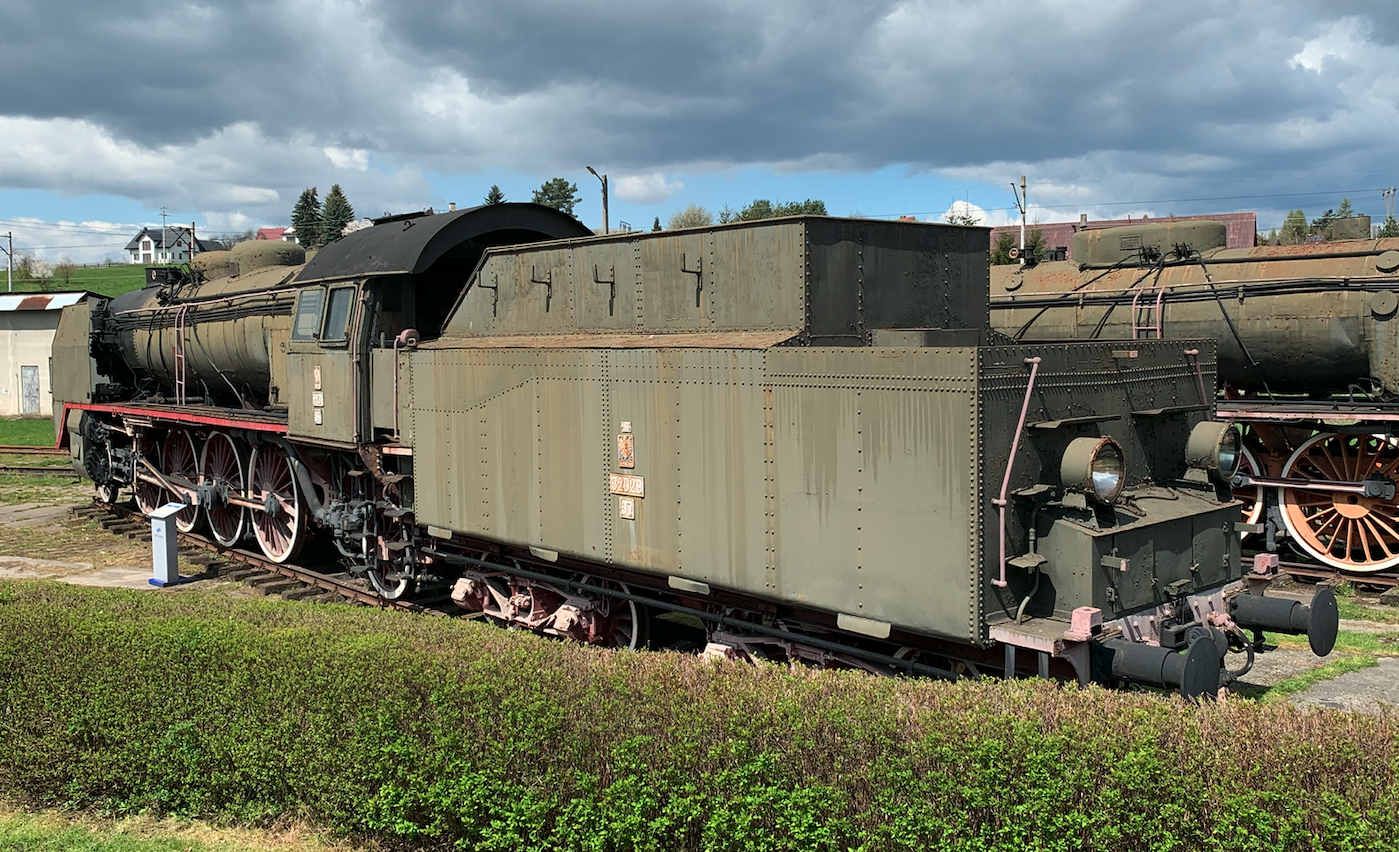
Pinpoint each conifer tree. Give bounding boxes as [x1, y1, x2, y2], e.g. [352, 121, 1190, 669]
[290, 187, 321, 247]
[531, 178, 581, 216]
[485, 185, 506, 205]
[319, 184, 355, 245]
[652, 216, 662, 231]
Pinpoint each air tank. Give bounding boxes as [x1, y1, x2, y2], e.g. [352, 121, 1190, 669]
[989, 223, 1399, 396]
[101, 240, 306, 406]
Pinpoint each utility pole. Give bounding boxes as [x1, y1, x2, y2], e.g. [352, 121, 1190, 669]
[586, 166, 609, 235]
[1385, 187, 1396, 221]
[160, 206, 169, 228]
[1011, 176, 1028, 266]
[3, 232, 11, 293]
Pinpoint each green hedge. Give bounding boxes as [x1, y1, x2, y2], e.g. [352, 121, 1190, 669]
[0, 581, 1396, 851]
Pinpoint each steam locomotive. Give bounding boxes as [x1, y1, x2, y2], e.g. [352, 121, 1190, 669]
[50, 205, 1335, 695]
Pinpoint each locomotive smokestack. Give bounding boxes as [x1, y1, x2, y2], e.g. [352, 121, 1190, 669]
[449, 202, 456, 212]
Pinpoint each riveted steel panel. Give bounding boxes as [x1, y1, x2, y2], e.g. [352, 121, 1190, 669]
[286, 351, 355, 442]
[641, 230, 710, 330]
[607, 349, 682, 571]
[572, 242, 637, 330]
[705, 223, 807, 330]
[674, 350, 768, 591]
[767, 347, 981, 643]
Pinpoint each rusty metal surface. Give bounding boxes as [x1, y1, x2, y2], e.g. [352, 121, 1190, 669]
[422, 330, 799, 349]
[294, 203, 592, 283]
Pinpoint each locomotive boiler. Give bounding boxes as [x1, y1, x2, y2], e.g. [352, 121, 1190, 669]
[50, 207, 1336, 695]
[989, 222, 1399, 575]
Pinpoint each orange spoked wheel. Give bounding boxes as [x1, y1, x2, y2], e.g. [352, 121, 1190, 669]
[247, 445, 306, 563]
[133, 431, 166, 516]
[162, 431, 201, 533]
[1280, 433, 1399, 572]
[1235, 445, 1264, 540]
[200, 431, 246, 548]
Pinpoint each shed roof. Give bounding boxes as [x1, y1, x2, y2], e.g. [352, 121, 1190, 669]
[0, 291, 89, 312]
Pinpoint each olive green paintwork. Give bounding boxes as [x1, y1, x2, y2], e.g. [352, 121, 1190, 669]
[403, 337, 1229, 644]
[393, 216, 1235, 642]
[444, 217, 989, 343]
[49, 299, 100, 430]
[104, 262, 301, 401]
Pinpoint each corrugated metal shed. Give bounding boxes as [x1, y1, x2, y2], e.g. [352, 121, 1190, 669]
[0, 291, 89, 312]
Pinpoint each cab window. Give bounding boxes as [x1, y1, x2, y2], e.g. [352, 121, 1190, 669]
[291, 288, 325, 340]
[321, 286, 356, 342]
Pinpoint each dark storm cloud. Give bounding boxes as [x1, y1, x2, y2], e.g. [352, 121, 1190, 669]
[0, 0, 1394, 224]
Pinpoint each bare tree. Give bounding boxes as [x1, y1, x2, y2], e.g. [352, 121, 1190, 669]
[54, 256, 76, 289]
[667, 203, 713, 230]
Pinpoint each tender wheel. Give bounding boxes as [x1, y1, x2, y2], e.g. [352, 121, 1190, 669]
[200, 431, 246, 548]
[581, 578, 647, 650]
[366, 562, 410, 601]
[133, 431, 166, 515]
[1236, 445, 1264, 539]
[1279, 433, 1399, 572]
[162, 431, 201, 533]
[248, 445, 306, 563]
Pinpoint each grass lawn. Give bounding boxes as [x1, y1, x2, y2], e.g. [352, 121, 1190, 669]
[0, 807, 369, 852]
[0, 417, 59, 446]
[7, 264, 154, 298]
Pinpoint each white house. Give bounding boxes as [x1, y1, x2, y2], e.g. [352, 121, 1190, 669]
[124, 227, 224, 264]
[0, 291, 88, 417]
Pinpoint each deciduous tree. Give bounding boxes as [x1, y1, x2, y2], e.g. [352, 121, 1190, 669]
[1280, 209, 1308, 245]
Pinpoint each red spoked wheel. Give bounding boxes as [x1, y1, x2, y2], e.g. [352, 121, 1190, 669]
[248, 445, 306, 563]
[133, 431, 166, 516]
[162, 431, 201, 533]
[1280, 433, 1399, 572]
[200, 431, 246, 548]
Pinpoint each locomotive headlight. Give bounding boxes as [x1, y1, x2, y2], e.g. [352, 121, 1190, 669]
[1061, 436, 1126, 504]
[1186, 421, 1242, 481]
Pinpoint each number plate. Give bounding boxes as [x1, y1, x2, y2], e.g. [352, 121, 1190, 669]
[608, 473, 644, 497]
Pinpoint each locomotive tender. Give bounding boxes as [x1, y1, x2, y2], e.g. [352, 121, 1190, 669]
[990, 222, 1399, 575]
[51, 205, 1336, 695]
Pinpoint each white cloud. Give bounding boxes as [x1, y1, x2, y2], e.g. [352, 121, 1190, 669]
[614, 172, 685, 204]
[324, 146, 370, 171]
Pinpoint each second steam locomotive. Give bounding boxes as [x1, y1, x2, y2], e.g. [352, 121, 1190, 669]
[991, 220, 1399, 576]
[50, 207, 1336, 695]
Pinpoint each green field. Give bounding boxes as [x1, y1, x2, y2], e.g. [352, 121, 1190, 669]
[0, 417, 58, 446]
[6, 264, 154, 298]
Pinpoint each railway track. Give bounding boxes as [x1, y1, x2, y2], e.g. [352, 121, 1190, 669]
[0, 465, 82, 478]
[0, 445, 67, 456]
[82, 501, 462, 614]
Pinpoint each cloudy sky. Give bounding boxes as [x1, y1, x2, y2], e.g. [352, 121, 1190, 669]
[0, 0, 1396, 264]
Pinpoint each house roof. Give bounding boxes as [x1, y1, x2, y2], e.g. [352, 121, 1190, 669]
[124, 226, 220, 253]
[0, 291, 89, 312]
[256, 227, 289, 241]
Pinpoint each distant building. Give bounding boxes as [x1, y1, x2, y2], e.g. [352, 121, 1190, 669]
[988, 212, 1258, 262]
[256, 226, 297, 242]
[0, 291, 89, 417]
[124, 226, 222, 264]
